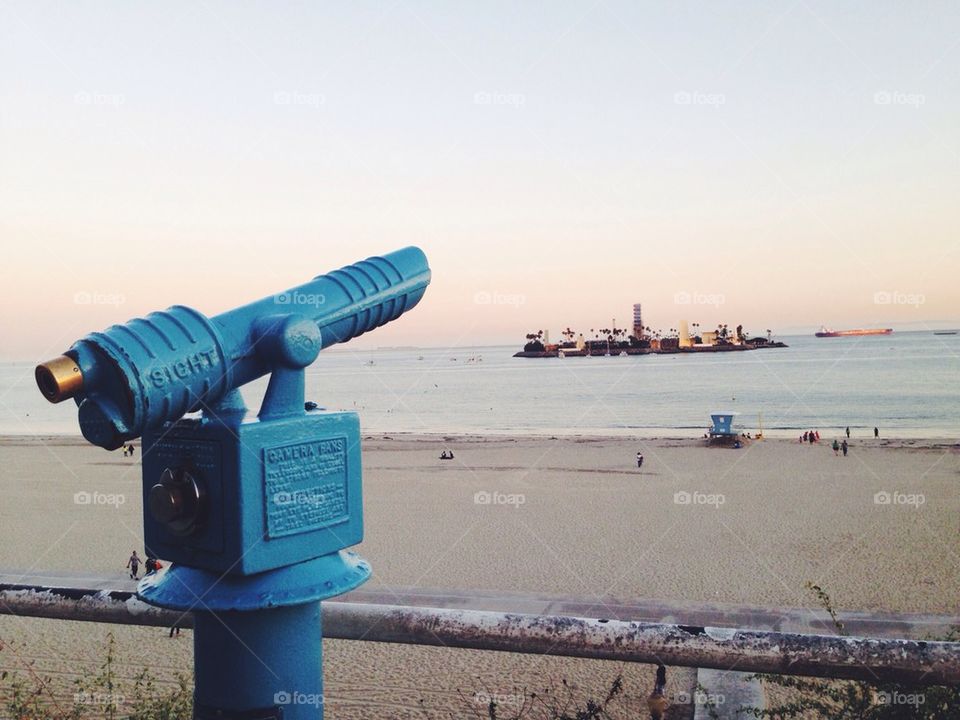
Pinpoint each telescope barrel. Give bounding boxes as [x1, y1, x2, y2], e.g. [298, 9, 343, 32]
[214, 247, 431, 387]
[36, 247, 430, 449]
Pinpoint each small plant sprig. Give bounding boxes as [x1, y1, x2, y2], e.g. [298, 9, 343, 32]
[1, 632, 192, 720]
[455, 673, 626, 719]
[742, 584, 960, 719]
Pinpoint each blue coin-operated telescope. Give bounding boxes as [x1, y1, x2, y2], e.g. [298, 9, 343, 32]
[36, 247, 431, 719]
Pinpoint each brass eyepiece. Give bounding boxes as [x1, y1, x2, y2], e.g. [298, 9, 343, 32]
[36, 355, 84, 403]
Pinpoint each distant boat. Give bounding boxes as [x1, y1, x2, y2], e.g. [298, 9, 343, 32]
[934, 330, 957, 336]
[815, 326, 893, 338]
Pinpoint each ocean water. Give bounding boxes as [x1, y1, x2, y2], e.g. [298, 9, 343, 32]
[2, 331, 957, 439]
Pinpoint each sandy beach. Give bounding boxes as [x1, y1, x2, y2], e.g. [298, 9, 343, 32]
[1, 433, 958, 717]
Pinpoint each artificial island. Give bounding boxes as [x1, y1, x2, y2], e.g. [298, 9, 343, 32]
[514, 303, 787, 357]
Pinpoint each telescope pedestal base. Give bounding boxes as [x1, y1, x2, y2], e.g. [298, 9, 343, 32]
[137, 551, 370, 719]
[193, 603, 322, 719]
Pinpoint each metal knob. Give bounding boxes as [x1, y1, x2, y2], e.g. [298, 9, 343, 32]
[149, 467, 205, 536]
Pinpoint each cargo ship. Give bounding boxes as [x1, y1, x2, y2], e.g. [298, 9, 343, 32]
[815, 326, 893, 338]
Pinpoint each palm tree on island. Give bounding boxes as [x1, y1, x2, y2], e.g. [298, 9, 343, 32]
[523, 330, 546, 353]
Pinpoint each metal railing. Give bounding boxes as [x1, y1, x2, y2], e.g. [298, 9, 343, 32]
[2, 581, 958, 686]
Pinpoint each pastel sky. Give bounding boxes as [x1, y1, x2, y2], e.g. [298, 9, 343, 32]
[1, 1, 958, 359]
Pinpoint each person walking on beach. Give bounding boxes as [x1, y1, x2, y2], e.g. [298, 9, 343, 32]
[832, 439, 840, 456]
[126, 551, 141, 580]
[845, 427, 850, 439]
[841, 439, 848, 457]
[808, 431, 815, 445]
[874, 427, 879, 439]
[636, 451, 644, 469]
[802, 431, 808, 443]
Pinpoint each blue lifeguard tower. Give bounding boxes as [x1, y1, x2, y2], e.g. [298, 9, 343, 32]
[708, 410, 741, 445]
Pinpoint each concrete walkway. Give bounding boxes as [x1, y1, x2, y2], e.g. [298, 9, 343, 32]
[343, 584, 955, 640]
[1, 570, 953, 640]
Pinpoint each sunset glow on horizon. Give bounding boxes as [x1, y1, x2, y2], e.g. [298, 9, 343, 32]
[2, 2, 958, 359]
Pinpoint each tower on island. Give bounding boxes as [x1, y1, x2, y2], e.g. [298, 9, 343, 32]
[633, 303, 644, 340]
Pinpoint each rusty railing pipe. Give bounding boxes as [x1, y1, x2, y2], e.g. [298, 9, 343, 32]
[1, 584, 957, 686]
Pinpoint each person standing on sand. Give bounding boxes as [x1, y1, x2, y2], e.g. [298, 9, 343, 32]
[874, 427, 879, 439]
[126, 551, 141, 580]
[832, 439, 840, 456]
[636, 451, 644, 469]
[647, 665, 668, 719]
[846, 427, 850, 439]
[808, 431, 815, 445]
[841, 439, 848, 456]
